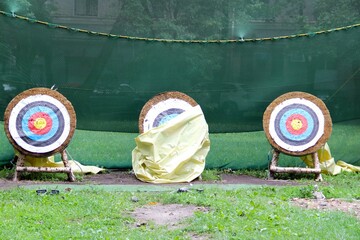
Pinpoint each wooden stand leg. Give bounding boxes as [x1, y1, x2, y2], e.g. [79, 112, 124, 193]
[61, 151, 75, 182]
[268, 149, 279, 180]
[312, 152, 323, 182]
[13, 154, 25, 181]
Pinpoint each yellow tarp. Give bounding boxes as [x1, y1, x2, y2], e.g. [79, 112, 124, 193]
[15, 151, 104, 174]
[301, 143, 360, 175]
[132, 105, 210, 183]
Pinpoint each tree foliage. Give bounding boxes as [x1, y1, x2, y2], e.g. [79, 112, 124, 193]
[1, 0, 359, 39]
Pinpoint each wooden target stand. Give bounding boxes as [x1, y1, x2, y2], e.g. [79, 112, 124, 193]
[4, 88, 77, 182]
[263, 92, 332, 181]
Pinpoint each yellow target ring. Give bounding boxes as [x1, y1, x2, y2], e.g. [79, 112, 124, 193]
[34, 118, 47, 130]
[291, 119, 303, 131]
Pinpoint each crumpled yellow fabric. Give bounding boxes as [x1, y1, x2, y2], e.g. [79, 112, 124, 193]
[132, 105, 210, 183]
[15, 150, 104, 174]
[301, 143, 360, 175]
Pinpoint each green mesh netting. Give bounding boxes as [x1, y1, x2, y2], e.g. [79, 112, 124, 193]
[0, 0, 359, 169]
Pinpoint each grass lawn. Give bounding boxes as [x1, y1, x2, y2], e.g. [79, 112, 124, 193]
[0, 170, 359, 239]
[0, 119, 359, 239]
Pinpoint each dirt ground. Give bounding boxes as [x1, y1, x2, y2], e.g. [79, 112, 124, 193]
[1, 170, 359, 232]
[82, 170, 299, 186]
[0, 170, 300, 188]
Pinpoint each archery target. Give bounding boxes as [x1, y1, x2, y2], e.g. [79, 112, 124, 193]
[263, 92, 332, 156]
[4, 88, 76, 157]
[139, 91, 198, 133]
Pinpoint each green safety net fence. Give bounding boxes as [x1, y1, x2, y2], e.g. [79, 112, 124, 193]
[0, 0, 359, 169]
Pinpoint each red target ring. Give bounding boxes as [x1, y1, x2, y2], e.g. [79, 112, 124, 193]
[28, 112, 53, 135]
[285, 114, 308, 135]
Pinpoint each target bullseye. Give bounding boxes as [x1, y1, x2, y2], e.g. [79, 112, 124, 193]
[4, 88, 76, 157]
[263, 92, 332, 156]
[286, 114, 307, 135]
[28, 110, 53, 135]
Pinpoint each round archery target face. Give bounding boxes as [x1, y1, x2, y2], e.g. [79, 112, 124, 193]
[4, 88, 76, 156]
[263, 92, 332, 156]
[143, 98, 193, 132]
[269, 98, 324, 152]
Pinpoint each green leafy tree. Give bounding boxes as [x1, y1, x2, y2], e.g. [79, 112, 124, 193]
[0, 0, 32, 16]
[313, 0, 360, 29]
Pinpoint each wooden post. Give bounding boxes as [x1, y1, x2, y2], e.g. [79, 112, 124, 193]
[13, 154, 25, 181]
[313, 152, 323, 182]
[268, 149, 280, 179]
[61, 150, 76, 182]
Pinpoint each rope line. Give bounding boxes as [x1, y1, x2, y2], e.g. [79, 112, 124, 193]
[327, 66, 360, 102]
[1, 10, 360, 43]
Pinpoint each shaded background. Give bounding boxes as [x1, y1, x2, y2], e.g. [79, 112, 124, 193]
[0, 0, 359, 169]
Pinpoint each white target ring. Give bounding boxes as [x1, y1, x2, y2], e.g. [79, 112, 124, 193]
[143, 98, 193, 132]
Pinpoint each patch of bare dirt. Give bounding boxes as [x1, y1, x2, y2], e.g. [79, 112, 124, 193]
[219, 173, 298, 186]
[291, 198, 360, 220]
[131, 203, 208, 229]
[131, 203, 210, 239]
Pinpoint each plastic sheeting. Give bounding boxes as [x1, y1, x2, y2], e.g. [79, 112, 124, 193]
[15, 150, 104, 174]
[132, 106, 210, 183]
[301, 143, 360, 175]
